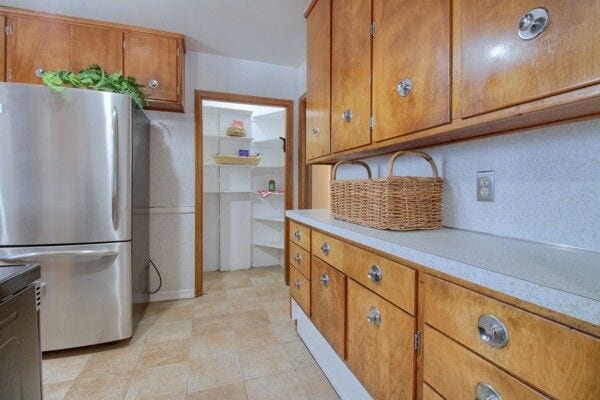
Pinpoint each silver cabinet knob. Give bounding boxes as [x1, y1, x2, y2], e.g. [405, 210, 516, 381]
[294, 279, 302, 290]
[518, 8, 549, 40]
[476, 383, 502, 400]
[367, 265, 383, 284]
[320, 242, 330, 256]
[342, 109, 352, 123]
[294, 229, 302, 240]
[35, 67, 45, 77]
[148, 79, 159, 89]
[367, 306, 381, 326]
[294, 253, 302, 264]
[312, 127, 320, 137]
[396, 78, 413, 97]
[319, 273, 330, 287]
[478, 314, 509, 349]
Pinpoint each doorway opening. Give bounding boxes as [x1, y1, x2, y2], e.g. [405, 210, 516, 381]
[194, 91, 294, 297]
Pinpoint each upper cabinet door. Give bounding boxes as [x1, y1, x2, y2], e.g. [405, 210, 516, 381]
[372, 0, 450, 142]
[123, 31, 179, 102]
[461, 0, 600, 117]
[6, 16, 70, 84]
[0, 15, 5, 81]
[70, 25, 123, 73]
[306, 0, 331, 160]
[331, 0, 372, 153]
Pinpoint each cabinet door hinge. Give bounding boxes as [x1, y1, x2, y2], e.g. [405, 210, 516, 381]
[122, 40, 126, 49]
[414, 331, 422, 353]
[370, 21, 376, 37]
[176, 86, 180, 95]
[369, 115, 375, 130]
[176, 47, 180, 57]
[5, 25, 14, 35]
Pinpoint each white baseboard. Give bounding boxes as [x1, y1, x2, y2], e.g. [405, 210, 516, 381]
[291, 299, 372, 400]
[149, 289, 195, 302]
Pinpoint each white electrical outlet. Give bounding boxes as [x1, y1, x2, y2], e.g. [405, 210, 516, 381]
[477, 171, 495, 202]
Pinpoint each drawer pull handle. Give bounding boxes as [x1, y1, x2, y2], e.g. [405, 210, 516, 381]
[319, 273, 329, 287]
[396, 78, 413, 97]
[148, 79, 159, 89]
[294, 229, 302, 240]
[518, 8, 549, 40]
[35, 67, 45, 77]
[478, 314, 509, 349]
[320, 242, 330, 256]
[367, 306, 381, 327]
[294, 253, 302, 264]
[342, 109, 353, 123]
[476, 382, 502, 400]
[294, 279, 302, 290]
[367, 265, 383, 284]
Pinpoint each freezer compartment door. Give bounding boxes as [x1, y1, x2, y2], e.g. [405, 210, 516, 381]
[0, 83, 132, 246]
[0, 241, 132, 351]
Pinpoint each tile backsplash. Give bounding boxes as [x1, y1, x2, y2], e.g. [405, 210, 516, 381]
[334, 118, 600, 252]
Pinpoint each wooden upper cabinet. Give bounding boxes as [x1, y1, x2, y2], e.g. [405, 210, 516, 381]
[5, 16, 70, 84]
[123, 31, 180, 103]
[70, 25, 123, 73]
[347, 280, 416, 400]
[461, 0, 600, 117]
[305, 0, 331, 160]
[372, 0, 450, 142]
[331, 0, 372, 153]
[0, 15, 5, 81]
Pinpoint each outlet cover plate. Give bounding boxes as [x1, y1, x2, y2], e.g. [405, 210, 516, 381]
[477, 171, 495, 202]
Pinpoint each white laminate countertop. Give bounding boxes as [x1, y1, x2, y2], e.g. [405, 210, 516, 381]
[286, 209, 600, 326]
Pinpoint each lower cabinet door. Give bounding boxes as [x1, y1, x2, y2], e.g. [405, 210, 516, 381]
[290, 265, 310, 316]
[310, 255, 346, 358]
[347, 279, 416, 400]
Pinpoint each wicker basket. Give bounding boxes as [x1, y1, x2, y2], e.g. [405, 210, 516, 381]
[330, 150, 443, 231]
[213, 154, 262, 166]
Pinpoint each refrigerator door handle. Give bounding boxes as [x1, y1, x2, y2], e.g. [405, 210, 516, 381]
[111, 106, 120, 231]
[0, 250, 119, 262]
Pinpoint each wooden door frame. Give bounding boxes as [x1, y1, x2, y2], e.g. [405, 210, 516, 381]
[298, 93, 312, 209]
[194, 90, 295, 296]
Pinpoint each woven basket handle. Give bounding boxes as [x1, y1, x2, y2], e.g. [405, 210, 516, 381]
[331, 161, 372, 180]
[387, 150, 439, 178]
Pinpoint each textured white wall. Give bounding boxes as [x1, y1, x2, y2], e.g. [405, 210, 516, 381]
[146, 51, 301, 301]
[334, 118, 600, 252]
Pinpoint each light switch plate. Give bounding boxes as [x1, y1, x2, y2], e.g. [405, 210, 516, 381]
[477, 171, 495, 202]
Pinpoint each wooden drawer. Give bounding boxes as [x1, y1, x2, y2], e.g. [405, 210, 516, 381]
[424, 275, 600, 399]
[422, 384, 444, 400]
[289, 242, 310, 279]
[311, 230, 345, 272]
[310, 256, 346, 358]
[290, 265, 310, 316]
[425, 326, 547, 400]
[347, 280, 415, 400]
[344, 244, 416, 315]
[289, 221, 311, 251]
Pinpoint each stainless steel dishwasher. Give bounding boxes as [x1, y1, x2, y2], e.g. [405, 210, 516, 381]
[0, 264, 42, 400]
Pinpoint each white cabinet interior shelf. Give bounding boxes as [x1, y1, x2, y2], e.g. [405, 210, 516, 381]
[202, 104, 286, 272]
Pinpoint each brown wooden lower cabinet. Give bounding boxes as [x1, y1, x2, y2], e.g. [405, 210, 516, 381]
[289, 265, 310, 316]
[310, 255, 346, 358]
[424, 326, 548, 400]
[346, 279, 415, 400]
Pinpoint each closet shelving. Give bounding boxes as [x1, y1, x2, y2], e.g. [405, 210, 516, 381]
[202, 103, 286, 272]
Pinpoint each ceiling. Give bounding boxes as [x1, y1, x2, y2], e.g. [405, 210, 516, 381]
[1, 0, 311, 67]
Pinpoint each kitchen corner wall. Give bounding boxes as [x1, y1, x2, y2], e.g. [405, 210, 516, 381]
[145, 51, 301, 301]
[334, 118, 600, 252]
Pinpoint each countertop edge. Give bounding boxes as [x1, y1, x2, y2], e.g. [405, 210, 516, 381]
[286, 211, 600, 327]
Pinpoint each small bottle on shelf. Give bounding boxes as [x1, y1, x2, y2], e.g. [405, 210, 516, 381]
[268, 179, 276, 192]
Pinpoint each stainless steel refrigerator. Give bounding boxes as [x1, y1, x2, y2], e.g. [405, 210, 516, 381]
[0, 83, 150, 351]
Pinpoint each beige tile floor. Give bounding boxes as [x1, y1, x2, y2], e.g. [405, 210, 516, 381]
[42, 266, 340, 400]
